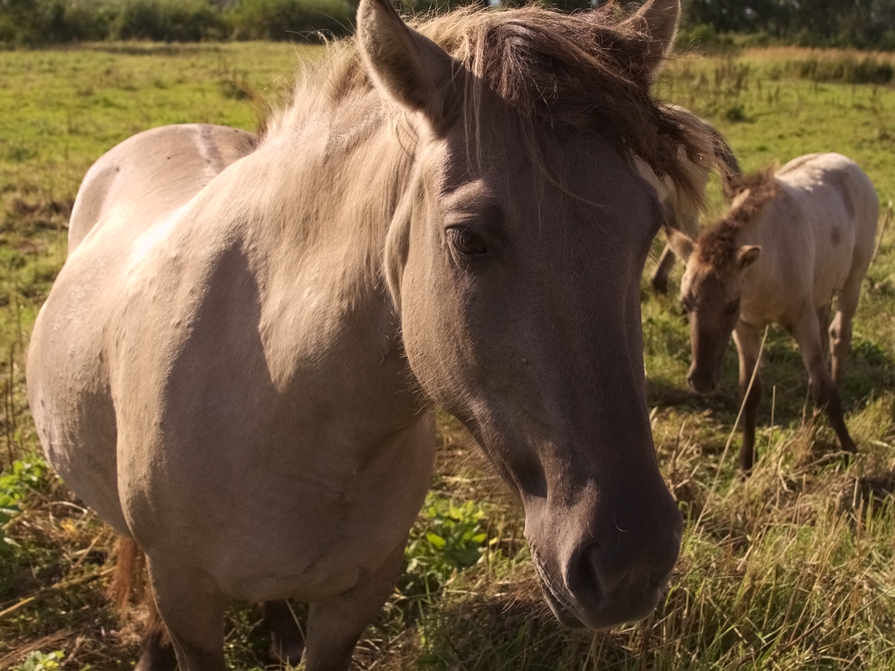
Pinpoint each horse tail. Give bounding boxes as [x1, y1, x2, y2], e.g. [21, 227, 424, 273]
[108, 536, 170, 646]
[108, 536, 144, 618]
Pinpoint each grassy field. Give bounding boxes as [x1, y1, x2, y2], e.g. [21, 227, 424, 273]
[1, 40, 894, 670]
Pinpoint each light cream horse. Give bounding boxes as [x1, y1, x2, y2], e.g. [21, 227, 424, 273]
[27, 1, 718, 669]
[666, 153, 879, 473]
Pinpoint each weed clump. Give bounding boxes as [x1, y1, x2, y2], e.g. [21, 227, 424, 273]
[795, 56, 894, 84]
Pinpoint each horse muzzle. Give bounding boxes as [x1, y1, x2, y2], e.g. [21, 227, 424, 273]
[529, 515, 682, 631]
[687, 365, 719, 393]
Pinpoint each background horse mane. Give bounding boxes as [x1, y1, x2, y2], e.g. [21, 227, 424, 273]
[697, 164, 781, 267]
[263, 5, 714, 210]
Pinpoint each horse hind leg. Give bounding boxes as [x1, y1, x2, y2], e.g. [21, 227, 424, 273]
[829, 278, 862, 387]
[135, 594, 177, 671]
[262, 599, 305, 665]
[113, 537, 304, 669]
[788, 307, 857, 454]
[650, 243, 677, 295]
[134, 595, 302, 669]
[304, 539, 406, 671]
[107, 537, 178, 671]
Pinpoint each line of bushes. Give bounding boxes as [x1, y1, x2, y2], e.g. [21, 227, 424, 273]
[0, 0, 497, 44]
[4, 0, 895, 47]
[0, 0, 363, 44]
[676, 21, 895, 54]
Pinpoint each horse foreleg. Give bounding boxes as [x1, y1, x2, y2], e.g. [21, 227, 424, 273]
[650, 243, 677, 295]
[132, 596, 303, 669]
[830, 280, 861, 387]
[304, 539, 407, 671]
[145, 556, 229, 671]
[788, 308, 857, 454]
[733, 321, 763, 474]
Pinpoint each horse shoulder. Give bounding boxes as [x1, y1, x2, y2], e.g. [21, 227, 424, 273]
[106, 213, 434, 598]
[29, 126, 254, 533]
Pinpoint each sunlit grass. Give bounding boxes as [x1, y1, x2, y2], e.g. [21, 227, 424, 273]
[1, 43, 894, 669]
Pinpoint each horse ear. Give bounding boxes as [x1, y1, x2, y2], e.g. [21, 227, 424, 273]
[619, 0, 681, 81]
[356, 0, 456, 132]
[737, 245, 761, 268]
[664, 225, 695, 262]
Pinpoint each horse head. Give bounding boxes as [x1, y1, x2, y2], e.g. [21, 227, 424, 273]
[359, 0, 690, 629]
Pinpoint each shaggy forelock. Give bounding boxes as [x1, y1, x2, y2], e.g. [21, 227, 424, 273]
[698, 165, 781, 267]
[265, 5, 715, 205]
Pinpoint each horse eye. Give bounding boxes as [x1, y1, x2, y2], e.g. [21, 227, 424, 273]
[447, 227, 487, 256]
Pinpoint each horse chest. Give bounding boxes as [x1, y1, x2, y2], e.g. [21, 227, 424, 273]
[167, 412, 436, 603]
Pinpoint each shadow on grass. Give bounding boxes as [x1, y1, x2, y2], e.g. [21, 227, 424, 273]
[648, 326, 895, 437]
[410, 587, 650, 671]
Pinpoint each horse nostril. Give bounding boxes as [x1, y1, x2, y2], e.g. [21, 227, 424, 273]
[572, 520, 682, 599]
[575, 542, 605, 591]
[579, 542, 623, 594]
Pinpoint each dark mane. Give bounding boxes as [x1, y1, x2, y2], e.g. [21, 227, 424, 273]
[264, 5, 716, 205]
[698, 165, 781, 267]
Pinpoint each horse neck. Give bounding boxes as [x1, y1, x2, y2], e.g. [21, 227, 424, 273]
[243, 99, 426, 425]
[262, 94, 416, 253]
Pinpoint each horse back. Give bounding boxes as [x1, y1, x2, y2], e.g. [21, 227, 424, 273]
[777, 153, 878, 259]
[68, 124, 257, 252]
[754, 153, 878, 312]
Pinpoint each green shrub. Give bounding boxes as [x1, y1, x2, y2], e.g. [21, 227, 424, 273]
[675, 22, 737, 54]
[0, 0, 112, 44]
[227, 0, 355, 41]
[0, 457, 52, 554]
[12, 651, 64, 671]
[400, 492, 489, 597]
[42, 0, 112, 41]
[111, 0, 230, 41]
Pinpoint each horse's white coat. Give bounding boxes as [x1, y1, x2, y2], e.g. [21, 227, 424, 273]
[668, 152, 878, 471]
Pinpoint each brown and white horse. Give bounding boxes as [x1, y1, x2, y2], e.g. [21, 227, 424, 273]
[666, 153, 879, 473]
[28, 1, 717, 668]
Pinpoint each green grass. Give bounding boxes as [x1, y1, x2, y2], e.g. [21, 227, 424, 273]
[1, 43, 895, 670]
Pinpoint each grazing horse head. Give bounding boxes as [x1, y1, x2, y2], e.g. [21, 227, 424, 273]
[665, 185, 766, 394]
[359, 0, 702, 629]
